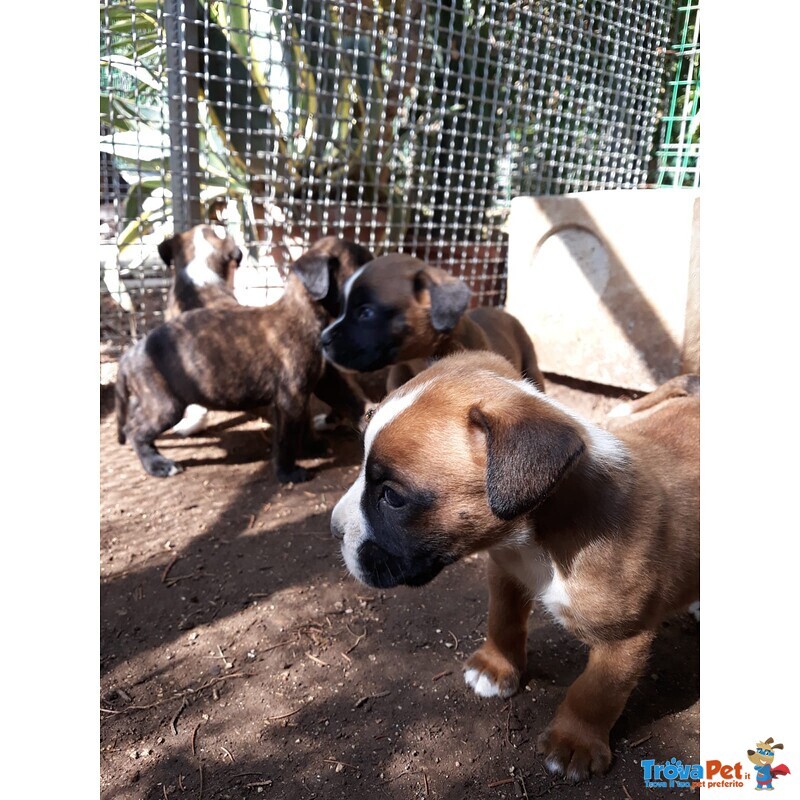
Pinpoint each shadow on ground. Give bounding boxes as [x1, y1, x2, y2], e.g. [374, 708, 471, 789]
[101, 379, 699, 800]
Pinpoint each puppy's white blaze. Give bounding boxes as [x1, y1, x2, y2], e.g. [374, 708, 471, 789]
[363, 382, 429, 461]
[327, 263, 370, 329]
[184, 226, 223, 287]
[332, 475, 371, 583]
[170, 404, 209, 436]
[502, 376, 629, 471]
[334, 383, 429, 584]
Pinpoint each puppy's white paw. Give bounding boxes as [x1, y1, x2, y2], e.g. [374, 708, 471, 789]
[464, 668, 514, 699]
[688, 601, 700, 621]
[171, 404, 209, 436]
[608, 402, 632, 418]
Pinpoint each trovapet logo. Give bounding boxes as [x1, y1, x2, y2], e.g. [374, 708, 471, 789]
[641, 758, 743, 790]
[641, 737, 791, 791]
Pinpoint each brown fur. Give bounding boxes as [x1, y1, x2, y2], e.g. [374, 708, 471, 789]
[322, 253, 545, 393]
[335, 352, 699, 780]
[116, 237, 374, 482]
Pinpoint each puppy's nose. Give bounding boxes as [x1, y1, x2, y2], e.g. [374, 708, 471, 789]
[320, 326, 335, 349]
[330, 516, 345, 541]
[232, 246, 243, 265]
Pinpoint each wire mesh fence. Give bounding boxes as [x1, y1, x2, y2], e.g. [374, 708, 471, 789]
[100, 0, 695, 355]
[651, 1, 699, 186]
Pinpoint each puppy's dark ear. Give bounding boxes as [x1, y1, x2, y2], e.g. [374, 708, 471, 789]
[469, 403, 585, 520]
[291, 252, 333, 300]
[414, 267, 471, 332]
[157, 236, 176, 266]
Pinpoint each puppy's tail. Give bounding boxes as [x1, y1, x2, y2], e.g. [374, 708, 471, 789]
[514, 318, 546, 393]
[115, 367, 129, 445]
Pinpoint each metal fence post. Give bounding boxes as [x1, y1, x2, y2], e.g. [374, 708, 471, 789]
[165, 0, 202, 229]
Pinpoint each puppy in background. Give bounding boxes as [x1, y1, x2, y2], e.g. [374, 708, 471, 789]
[331, 353, 699, 781]
[116, 237, 373, 482]
[158, 224, 243, 435]
[321, 253, 545, 393]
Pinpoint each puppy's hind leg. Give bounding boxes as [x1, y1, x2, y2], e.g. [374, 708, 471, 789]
[312, 362, 367, 431]
[273, 406, 312, 484]
[465, 559, 532, 698]
[609, 374, 699, 418]
[301, 408, 332, 458]
[132, 437, 184, 477]
[127, 393, 186, 478]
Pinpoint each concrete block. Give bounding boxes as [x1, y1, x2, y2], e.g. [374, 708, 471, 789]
[506, 191, 700, 392]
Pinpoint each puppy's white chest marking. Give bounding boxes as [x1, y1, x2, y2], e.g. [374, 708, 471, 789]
[489, 543, 552, 596]
[185, 259, 222, 287]
[489, 543, 572, 627]
[539, 568, 572, 626]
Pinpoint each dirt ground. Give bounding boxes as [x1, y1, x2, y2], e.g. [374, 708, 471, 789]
[100, 374, 699, 800]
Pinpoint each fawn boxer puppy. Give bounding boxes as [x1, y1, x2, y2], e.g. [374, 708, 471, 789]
[320, 254, 545, 392]
[116, 237, 374, 482]
[159, 224, 243, 436]
[331, 352, 699, 781]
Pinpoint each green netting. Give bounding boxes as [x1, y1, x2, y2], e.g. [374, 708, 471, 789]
[653, 1, 700, 187]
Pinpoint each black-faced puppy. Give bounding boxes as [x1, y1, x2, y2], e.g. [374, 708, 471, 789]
[159, 224, 242, 320]
[320, 254, 545, 392]
[115, 237, 374, 482]
[158, 224, 243, 436]
[330, 352, 699, 781]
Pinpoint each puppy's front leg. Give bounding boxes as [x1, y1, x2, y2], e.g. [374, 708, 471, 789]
[273, 407, 311, 484]
[537, 630, 654, 781]
[312, 362, 366, 429]
[465, 559, 532, 698]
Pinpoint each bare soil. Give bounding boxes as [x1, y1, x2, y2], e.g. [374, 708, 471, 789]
[100, 375, 699, 800]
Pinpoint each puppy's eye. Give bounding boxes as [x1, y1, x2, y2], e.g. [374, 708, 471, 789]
[356, 305, 376, 321]
[381, 485, 405, 509]
[364, 408, 376, 422]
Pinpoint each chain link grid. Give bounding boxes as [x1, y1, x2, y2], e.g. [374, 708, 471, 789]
[100, 0, 678, 355]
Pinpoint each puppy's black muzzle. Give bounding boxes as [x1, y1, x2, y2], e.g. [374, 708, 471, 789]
[356, 539, 450, 588]
[321, 322, 397, 373]
[320, 324, 337, 351]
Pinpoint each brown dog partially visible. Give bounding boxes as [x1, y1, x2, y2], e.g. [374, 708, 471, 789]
[116, 237, 374, 482]
[157, 224, 243, 436]
[320, 253, 545, 392]
[331, 352, 699, 780]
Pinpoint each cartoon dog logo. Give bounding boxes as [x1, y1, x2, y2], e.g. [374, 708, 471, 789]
[747, 738, 791, 791]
